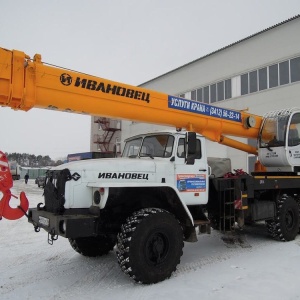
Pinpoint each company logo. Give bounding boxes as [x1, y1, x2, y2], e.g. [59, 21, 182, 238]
[98, 172, 149, 180]
[60, 73, 72, 86]
[59, 73, 150, 103]
[71, 172, 81, 181]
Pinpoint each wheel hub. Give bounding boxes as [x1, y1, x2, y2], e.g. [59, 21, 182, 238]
[146, 232, 169, 265]
[285, 210, 294, 230]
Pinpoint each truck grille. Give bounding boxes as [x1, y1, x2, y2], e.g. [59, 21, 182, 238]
[44, 169, 72, 214]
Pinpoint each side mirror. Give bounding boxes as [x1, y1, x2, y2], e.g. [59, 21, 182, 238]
[185, 132, 196, 165]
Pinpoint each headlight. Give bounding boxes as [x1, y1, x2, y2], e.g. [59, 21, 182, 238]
[94, 190, 101, 205]
[59, 220, 67, 233]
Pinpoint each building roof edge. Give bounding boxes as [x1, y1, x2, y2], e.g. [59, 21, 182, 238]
[140, 14, 300, 87]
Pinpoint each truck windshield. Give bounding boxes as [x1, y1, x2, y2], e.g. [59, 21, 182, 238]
[9, 163, 17, 170]
[122, 135, 174, 158]
[140, 135, 174, 158]
[122, 137, 142, 157]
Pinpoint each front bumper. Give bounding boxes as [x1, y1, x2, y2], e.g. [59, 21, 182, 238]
[28, 208, 99, 239]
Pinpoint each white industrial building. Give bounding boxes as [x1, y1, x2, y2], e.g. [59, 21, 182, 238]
[90, 15, 300, 172]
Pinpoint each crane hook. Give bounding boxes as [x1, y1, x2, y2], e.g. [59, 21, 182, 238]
[0, 151, 29, 220]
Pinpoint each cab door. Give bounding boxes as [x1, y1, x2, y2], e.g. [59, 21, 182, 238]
[174, 134, 208, 205]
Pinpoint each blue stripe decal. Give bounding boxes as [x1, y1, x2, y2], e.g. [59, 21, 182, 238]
[168, 96, 241, 122]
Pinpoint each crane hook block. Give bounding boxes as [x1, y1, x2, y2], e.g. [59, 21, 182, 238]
[0, 151, 29, 220]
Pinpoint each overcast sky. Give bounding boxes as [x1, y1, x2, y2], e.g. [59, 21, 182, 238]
[1, 0, 300, 159]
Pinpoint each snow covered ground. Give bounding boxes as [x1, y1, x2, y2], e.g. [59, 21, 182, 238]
[1, 180, 300, 300]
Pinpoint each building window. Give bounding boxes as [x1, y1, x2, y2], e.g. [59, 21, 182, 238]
[191, 90, 196, 100]
[203, 86, 209, 103]
[249, 70, 258, 93]
[239, 56, 299, 95]
[217, 81, 224, 101]
[210, 84, 216, 103]
[291, 57, 300, 83]
[178, 55, 299, 106]
[241, 73, 249, 95]
[279, 60, 289, 85]
[225, 79, 232, 99]
[259, 67, 268, 90]
[197, 88, 202, 102]
[269, 64, 278, 88]
[185, 91, 191, 99]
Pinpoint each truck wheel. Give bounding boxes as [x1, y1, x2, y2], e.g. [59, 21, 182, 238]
[266, 195, 299, 241]
[116, 208, 184, 284]
[69, 235, 116, 257]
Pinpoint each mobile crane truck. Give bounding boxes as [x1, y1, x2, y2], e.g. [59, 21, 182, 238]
[8, 160, 21, 180]
[0, 47, 300, 284]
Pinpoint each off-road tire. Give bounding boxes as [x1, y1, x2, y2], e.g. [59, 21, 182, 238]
[69, 235, 116, 257]
[266, 195, 299, 241]
[116, 208, 184, 284]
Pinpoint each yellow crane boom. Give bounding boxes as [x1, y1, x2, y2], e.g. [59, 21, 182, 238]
[0, 47, 262, 154]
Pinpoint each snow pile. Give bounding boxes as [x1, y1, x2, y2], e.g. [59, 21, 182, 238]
[1, 180, 300, 299]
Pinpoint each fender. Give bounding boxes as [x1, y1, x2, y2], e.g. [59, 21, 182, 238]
[87, 182, 194, 226]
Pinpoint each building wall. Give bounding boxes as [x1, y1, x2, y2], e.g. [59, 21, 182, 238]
[120, 17, 300, 172]
[89, 16, 300, 171]
[139, 17, 300, 95]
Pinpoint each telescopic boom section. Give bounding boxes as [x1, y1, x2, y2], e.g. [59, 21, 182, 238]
[0, 47, 262, 154]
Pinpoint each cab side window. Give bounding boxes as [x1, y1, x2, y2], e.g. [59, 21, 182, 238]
[177, 138, 202, 158]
